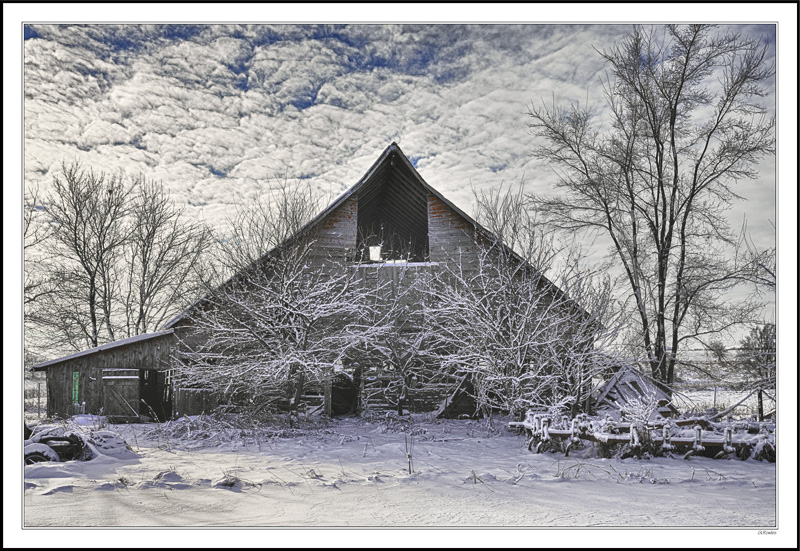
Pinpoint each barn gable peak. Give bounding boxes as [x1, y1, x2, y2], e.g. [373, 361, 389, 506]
[312, 143, 481, 261]
[351, 144, 431, 262]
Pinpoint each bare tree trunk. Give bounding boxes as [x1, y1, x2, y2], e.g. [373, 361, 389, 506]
[292, 373, 305, 414]
[757, 388, 764, 421]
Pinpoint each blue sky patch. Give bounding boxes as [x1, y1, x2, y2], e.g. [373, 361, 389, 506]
[24, 25, 40, 40]
[162, 24, 204, 42]
[106, 33, 142, 53]
[232, 76, 249, 92]
[290, 89, 319, 111]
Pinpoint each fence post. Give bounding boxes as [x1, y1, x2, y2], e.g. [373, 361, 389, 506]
[38, 382, 42, 420]
[324, 375, 333, 417]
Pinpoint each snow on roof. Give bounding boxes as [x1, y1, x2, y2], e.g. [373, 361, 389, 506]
[31, 329, 175, 371]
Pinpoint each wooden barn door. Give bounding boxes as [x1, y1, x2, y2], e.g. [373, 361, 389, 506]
[139, 369, 172, 421]
[102, 369, 140, 420]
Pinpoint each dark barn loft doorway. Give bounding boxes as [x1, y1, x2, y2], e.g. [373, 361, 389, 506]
[355, 151, 429, 262]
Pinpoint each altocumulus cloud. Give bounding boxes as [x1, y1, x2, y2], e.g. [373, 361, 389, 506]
[24, 22, 775, 252]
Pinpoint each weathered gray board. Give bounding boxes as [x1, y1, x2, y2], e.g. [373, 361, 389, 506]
[102, 369, 140, 420]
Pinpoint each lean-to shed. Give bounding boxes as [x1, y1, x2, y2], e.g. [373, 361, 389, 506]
[31, 330, 176, 421]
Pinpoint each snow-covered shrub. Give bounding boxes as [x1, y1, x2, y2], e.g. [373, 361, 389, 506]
[616, 391, 662, 458]
[750, 433, 776, 462]
[617, 390, 660, 427]
[85, 430, 136, 459]
[426, 238, 623, 420]
[213, 469, 259, 491]
[137, 412, 333, 450]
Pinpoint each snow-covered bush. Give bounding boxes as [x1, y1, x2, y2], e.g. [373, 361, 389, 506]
[749, 432, 776, 462]
[617, 391, 660, 427]
[426, 237, 624, 419]
[175, 237, 384, 414]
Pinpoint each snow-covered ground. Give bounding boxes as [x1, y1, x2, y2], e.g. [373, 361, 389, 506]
[18, 413, 784, 545]
[671, 387, 777, 418]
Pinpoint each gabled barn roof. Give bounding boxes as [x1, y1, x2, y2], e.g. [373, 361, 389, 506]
[163, 142, 587, 330]
[163, 143, 476, 329]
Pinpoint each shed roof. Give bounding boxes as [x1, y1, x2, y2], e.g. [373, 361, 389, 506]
[31, 329, 175, 371]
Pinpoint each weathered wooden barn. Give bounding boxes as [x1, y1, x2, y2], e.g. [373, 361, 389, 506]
[31, 330, 177, 421]
[33, 143, 589, 420]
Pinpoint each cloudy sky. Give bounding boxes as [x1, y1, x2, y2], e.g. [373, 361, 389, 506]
[19, 20, 780, 244]
[3, 6, 797, 542]
[8, 5, 795, 327]
[19, 23, 645, 226]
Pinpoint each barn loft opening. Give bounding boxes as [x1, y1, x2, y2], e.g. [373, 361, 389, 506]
[356, 151, 429, 262]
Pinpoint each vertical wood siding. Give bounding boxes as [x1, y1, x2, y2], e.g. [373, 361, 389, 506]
[427, 194, 479, 272]
[310, 195, 358, 265]
[43, 334, 175, 419]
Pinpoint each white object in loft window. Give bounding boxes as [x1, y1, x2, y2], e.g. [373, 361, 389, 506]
[369, 245, 382, 261]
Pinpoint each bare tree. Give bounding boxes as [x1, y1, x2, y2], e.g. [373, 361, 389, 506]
[37, 162, 134, 349]
[349, 257, 437, 415]
[212, 177, 321, 278]
[24, 183, 60, 371]
[24, 183, 52, 252]
[174, 198, 441, 417]
[736, 221, 776, 294]
[24, 183, 56, 306]
[26, 163, 214, 358]
[122, 176, 213, 337]
[175, 239, 372, 414]
[426, 185, 625, 415]
[472, 181, 560, 274]
[527, 25, 775, 385]
[425, 204, 626, 419]
[174, 181, 369, 414]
